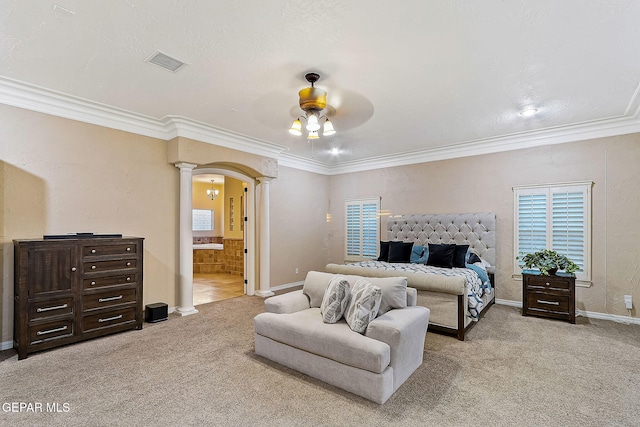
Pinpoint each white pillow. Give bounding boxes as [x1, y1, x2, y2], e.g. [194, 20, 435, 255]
[320, 276, 350, 323]
[344, 279, 382, 334]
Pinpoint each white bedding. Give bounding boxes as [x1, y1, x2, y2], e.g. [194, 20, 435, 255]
[347, 260, 492, 320]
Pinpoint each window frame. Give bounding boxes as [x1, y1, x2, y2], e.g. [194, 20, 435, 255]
[513, 181, 593, 284]
[344, 197, 381, 262]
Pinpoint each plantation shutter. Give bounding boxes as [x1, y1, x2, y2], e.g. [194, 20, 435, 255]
[345, 197, 380, 261]
[517, 192, 547, 260]
[552, 189, 586, 273]
[514, 182, 591, 282]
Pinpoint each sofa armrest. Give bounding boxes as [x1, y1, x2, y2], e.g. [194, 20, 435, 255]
[264, 289, 311, 314]
[406, 287, 417, 306]
[365, 306, 430, 388]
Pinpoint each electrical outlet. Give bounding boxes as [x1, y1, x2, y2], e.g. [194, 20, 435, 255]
[624, 295, 633, 309]
[295, 267, 299, 274]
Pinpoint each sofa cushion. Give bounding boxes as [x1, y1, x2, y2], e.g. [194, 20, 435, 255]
[345, 279, 382, 334]
[254, 308, 391, 373]
[371, 276, 407, 316]
[320, 276, 350, 323]
[303, 271, 335, 308]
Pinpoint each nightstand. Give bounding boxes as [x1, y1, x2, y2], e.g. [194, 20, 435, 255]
[522, 271, 575, 324]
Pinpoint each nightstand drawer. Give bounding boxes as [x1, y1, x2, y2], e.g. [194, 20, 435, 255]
[526, 292, 570, 315]
[525, 275, 572, 290]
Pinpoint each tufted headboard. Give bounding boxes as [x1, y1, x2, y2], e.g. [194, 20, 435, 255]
[387, 213, 496, 270]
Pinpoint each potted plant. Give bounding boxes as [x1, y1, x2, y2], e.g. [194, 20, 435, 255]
[517, 249, 579, 276]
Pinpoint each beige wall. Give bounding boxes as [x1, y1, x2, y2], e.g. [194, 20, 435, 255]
[192, 180, 224, 237]
[327, 134, 640, 317]
[269, 165, 330, 286]
[0, 105, 179, 345]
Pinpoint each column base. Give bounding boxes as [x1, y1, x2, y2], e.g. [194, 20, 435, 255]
[255, 290, 275, 298]
[175, 306, 199, 316]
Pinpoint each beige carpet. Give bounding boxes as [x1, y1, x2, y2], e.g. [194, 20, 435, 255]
[1, 296, 639, 426]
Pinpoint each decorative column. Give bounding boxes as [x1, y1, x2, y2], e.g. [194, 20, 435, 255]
[175, 162, 199, 316]
[256, 177, 274, 297]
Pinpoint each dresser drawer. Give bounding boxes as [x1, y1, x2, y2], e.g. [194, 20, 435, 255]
[29, 318, 74, 345]
[83, 243, 138, 257]
[82, 307, 137, 333]
[83, 259, 137, 273]
[29, 296, 74, 321]
[525, 275, 572, 290]
[83, 288, 136, 311]
[526, 291, 570, 315]
[83, 274, 137, 290]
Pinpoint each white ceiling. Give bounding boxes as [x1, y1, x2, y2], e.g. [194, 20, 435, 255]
[2, 1, 640, 171]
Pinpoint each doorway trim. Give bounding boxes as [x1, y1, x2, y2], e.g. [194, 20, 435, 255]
[192, 167, 255, 296]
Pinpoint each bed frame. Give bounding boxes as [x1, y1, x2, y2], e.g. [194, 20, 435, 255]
[328, 212, 496, 340]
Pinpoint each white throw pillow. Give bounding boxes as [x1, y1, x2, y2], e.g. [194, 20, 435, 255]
[320, 276, 351, 323]
[344, 279, 382, 334]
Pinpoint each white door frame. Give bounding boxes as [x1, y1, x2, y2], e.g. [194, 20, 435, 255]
[192, 167, 255, 296]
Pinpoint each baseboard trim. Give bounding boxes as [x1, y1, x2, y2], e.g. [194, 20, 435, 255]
[495, 299, 640, 325]
[271, 281, 304, 292]
[1, 340, 14, 351]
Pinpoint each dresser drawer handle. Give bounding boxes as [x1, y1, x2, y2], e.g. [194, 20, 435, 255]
[537, 299, 560, 306]
[91, 249, 96, 254]
[91, 265, 97, 270]
[126, 277, 131, 282]
[126, 262, 131, 266]
[126, 247, 131, 252]
[71, 267, 77, 272]
[98, 314, 123, 323]
[98, 295, 123, 303]
[36, 303, 68, 313]
[545, 282, 550, 286]
[90, 281, 97, 286]
[36, 325, 68, 336]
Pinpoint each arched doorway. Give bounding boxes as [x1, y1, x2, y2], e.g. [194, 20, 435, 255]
[193, 167, 256, 297]
[174, 160, 272, 317]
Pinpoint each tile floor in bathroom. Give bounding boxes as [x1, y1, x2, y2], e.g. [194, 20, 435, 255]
[193, 273, 245, 305]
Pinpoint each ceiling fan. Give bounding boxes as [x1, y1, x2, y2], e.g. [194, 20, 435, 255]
[288, 72, 336, 140]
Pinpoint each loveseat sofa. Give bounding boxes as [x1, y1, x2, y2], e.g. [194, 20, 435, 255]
[253, 271, 430, 404]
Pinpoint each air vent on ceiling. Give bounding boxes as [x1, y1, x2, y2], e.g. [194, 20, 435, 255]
[146, 51, 187, 72]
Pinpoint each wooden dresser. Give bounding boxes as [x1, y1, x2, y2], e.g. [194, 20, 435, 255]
[522, 271, 575, 324]
[13, 236, 144, 360]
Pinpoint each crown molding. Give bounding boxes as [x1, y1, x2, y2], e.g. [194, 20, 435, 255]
[0, 75, 167, 139]
[162, 115, 287, 158]
[0, 75, 287, 159]
[2, 75, 640, 176]
[322, 113, 640, 175]
[277, 153, 332, 174]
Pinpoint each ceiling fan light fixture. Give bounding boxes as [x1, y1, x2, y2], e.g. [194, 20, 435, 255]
[306, 112, 320, 131]
[288, 119, 303, 136]
[323, 118, 336, 136]
[307, 130, 320, 140]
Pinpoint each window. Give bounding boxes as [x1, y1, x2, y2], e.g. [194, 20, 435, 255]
[514, 181, 592, 282]
[192, 209, 214, 231]
[345, 197, 380, 261]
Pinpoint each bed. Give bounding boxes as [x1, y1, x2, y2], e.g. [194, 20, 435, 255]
[326, 212, 496, 340]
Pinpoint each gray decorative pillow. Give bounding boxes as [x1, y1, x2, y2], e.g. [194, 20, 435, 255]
[344, 279, 382, 334]
[320, 276, 351, 323]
